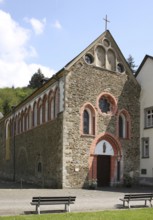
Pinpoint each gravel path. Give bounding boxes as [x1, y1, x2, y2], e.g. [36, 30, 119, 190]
[0, 181, 152, 216]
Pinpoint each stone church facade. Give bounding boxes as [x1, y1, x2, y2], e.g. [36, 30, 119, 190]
[0, 30, 141, 188]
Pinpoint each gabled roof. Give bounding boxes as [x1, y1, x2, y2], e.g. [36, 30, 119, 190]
[64, 30, 132, 75]
[135, 55, 153, 77]
[0, 30, 139, 121]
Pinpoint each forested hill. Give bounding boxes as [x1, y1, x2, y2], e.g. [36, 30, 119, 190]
[0, 87, 34, 116]
[0, 69, 47, 117]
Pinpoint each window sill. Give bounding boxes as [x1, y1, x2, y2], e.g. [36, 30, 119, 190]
[144, 126, 153, 129]
[81, 134, 95, 138]
[119, 137, 130, 140]
[141, 157, 149, 159]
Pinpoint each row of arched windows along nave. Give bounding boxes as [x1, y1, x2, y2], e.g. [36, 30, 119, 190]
[5, 88, 59, 138]
[5, 91, 130, 139]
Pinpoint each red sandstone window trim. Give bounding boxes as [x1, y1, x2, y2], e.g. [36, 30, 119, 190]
[80, 102, 97, 136]
[117, 109, 131, 139]
[97, 92, 117, 116]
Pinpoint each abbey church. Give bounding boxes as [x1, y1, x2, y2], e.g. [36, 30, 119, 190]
[0, 30, 141, 188]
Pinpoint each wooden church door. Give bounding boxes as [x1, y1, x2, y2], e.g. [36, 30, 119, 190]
[97, 155, 110, 187]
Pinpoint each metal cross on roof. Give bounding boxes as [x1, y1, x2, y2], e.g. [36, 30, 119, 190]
[103, 15, 110, 31]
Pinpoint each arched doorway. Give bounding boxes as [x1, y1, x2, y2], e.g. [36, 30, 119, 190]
[89, 133, 122, 187]
[95, 140, 114, 186]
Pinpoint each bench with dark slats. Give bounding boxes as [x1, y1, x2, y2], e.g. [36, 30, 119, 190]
[31, 196, 76, 214]
[120, 193, 153, 208]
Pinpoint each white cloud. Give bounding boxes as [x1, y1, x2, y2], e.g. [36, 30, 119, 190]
[0, 10, 54, 88]
[0, 10, 36, 62]
[25, 17, 46, 35]
[52, 20, 62, 29]
[0, 60, 55, 87]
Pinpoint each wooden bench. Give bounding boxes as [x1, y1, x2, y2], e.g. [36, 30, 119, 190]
[31, 196, 76, 214]
[120, 193, 153, 208]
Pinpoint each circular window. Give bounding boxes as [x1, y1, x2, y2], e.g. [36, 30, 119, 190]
[98, 93, 117, 115]
[103, 39, 110, 47]
[99, 97, 110, 113]
[117, 63, 125, 73]
[84, 53, 94, 64]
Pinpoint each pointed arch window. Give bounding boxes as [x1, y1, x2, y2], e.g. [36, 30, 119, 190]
[118, 110, 130, 139]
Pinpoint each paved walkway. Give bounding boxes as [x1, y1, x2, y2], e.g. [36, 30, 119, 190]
[0, 181, 152, 216]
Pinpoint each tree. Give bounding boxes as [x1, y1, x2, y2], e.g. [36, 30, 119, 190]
[2, 100, 11, 115]
[126, 55, 137, 74]
[28, 69, 45, 89]
[0, 87, 34, 115]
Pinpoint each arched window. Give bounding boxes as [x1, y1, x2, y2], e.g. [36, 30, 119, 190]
[119, 114, 126, 138]
[28, 106, 32, 129]
[54, 88, 59, 118]
[43, 95, 48, 123]
[18, 113, 21, 134]
[51, 98, 54, 120]
[38, 99, 43, 125]
[33, 102, 37, 127]
[82, 104, 96, 135]
[107, 49, 116, 71]
[118, 110, 130, 139]
[83, 110, 89, 134]
[15, 115, 18, 134]
[21, 111, 24, 133]
[6, 120, 10, 140]
[95, 45, 106, 68]
[48, 90, 54, 121]
[5, 120, 11, 160]
[25, 109, 28, 131]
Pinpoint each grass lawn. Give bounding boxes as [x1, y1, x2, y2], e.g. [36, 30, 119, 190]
[0, 209, 153, 220]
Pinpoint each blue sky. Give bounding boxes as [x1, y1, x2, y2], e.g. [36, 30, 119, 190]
[0, 0, 153, 87]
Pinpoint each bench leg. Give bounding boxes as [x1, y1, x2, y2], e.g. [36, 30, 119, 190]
[145, 200, 147, 207]
[65, 204, 71, 212]
[149, 200, 152, 207]
[36, 205, 40, 214]
[127, 201, 130, 209]
[123, 201, 125, 207]
[68, 204, 70, 212]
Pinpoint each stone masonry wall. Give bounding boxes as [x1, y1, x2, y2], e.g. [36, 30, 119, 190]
[0, 113, 63, 188]
[63, 61, 140, 188]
